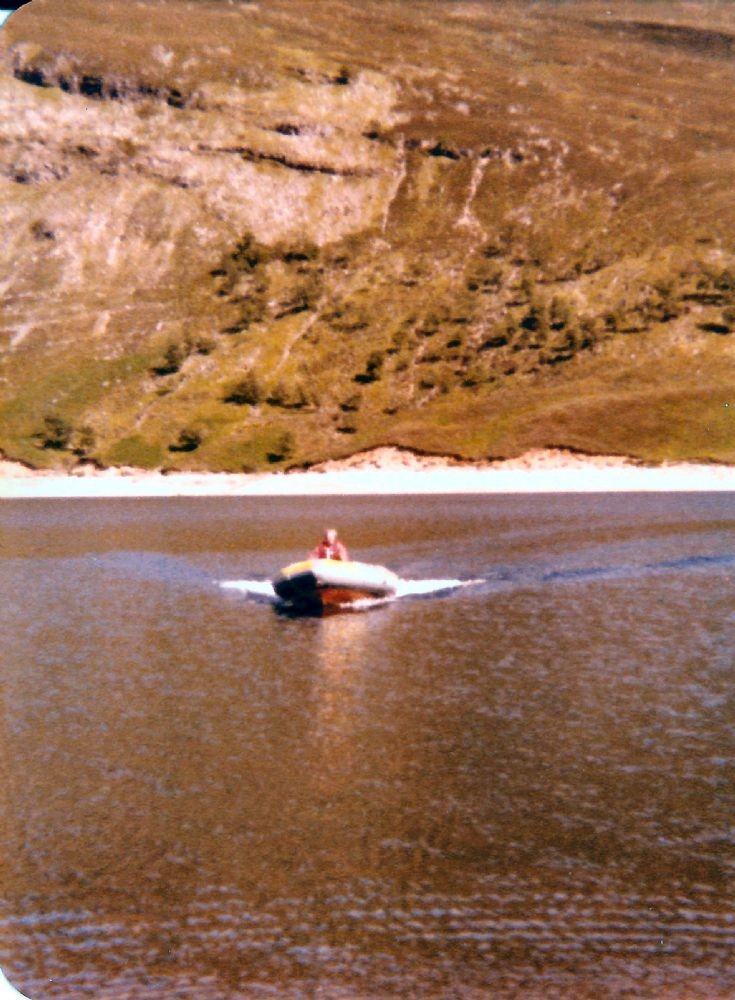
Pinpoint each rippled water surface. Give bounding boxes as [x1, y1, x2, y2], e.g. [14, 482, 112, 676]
[1, 493, 734, 999]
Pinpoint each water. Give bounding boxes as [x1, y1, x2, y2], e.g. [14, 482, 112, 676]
[1, 493, 734, 999]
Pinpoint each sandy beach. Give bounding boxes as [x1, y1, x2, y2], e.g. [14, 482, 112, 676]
[1, 447, 734, 498]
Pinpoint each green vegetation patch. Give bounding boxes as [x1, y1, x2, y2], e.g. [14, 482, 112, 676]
[105, 435, 165, 469]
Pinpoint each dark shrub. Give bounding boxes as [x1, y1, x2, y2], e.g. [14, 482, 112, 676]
[40, 415, 71, 450]
[267, 431, 294, 463]
[72, 425, 96, 457]
[152, 342, 186, 376]
[169, 428, 201, 452]
[224, 372, 261, 405]
[354, 350, 384, 384]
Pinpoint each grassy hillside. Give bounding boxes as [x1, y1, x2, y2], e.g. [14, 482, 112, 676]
[1, 0, 734, 470]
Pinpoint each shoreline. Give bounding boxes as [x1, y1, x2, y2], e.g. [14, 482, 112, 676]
[2, 447, 735, 498]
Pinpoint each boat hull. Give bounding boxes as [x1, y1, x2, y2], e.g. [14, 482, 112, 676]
[272, 559, 399, 610]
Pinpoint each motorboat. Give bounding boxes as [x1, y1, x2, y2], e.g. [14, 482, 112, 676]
[272, 558, 399, 611]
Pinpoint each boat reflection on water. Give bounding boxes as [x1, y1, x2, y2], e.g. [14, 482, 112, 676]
[314, 610, 371, 739]
[309, 610, 373, 852]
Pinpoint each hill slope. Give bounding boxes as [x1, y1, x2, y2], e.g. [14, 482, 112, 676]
[1, 0, 734, 470]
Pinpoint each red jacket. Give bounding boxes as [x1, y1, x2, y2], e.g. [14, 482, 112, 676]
[310, 539, 349, 561]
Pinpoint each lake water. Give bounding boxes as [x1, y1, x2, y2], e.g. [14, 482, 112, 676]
[1, 493, 734, 999]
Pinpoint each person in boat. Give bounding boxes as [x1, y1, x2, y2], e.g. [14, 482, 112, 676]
[310, 527, 350, 561]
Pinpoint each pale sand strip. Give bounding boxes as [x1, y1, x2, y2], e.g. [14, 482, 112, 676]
[1, 447, 734, 498]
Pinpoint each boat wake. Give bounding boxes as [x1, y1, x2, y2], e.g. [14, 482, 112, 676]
[394, 577, 480, 598]
[219, 576, 478, 610]
[220, 579, 277, 603]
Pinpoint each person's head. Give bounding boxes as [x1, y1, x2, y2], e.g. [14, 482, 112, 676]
[324, 527, 338, 544]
